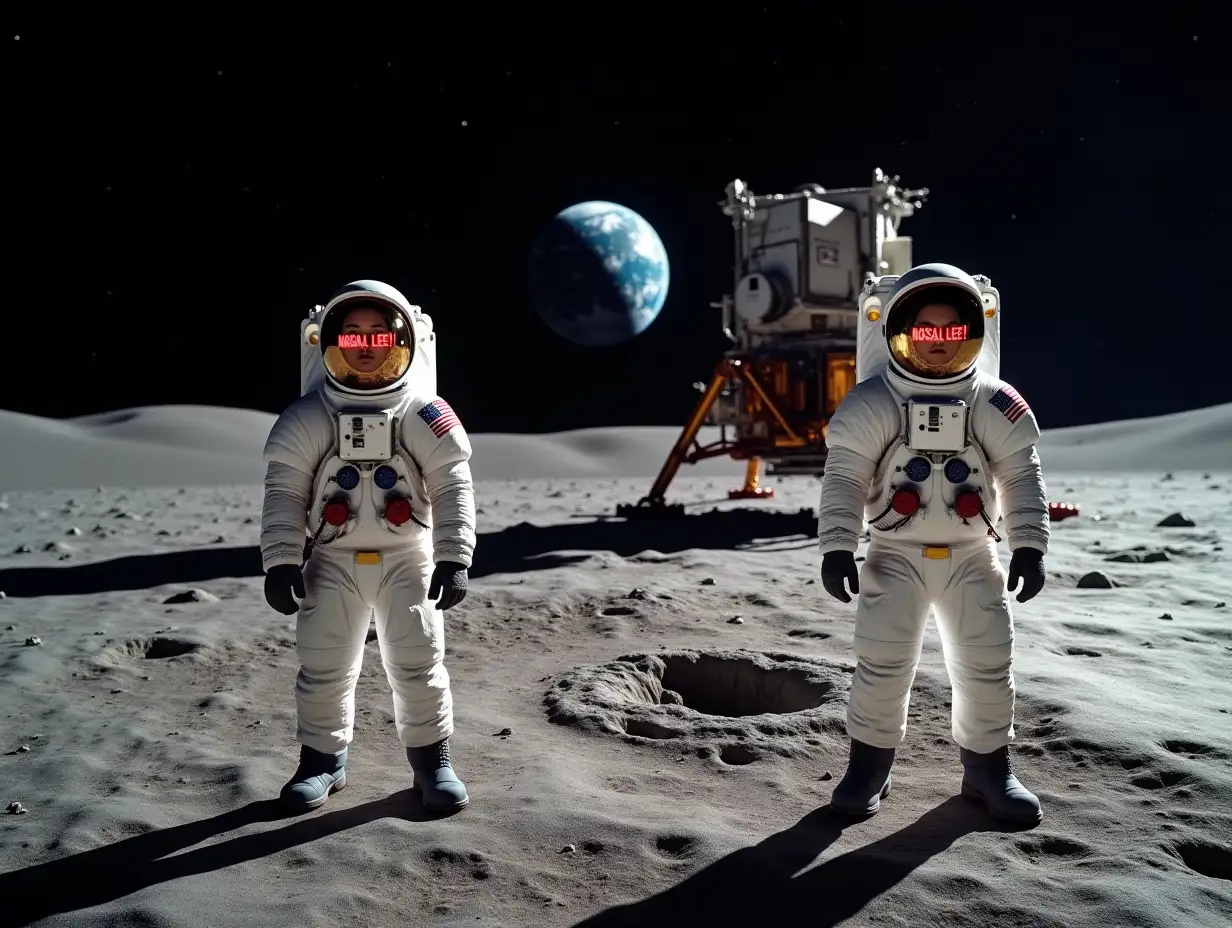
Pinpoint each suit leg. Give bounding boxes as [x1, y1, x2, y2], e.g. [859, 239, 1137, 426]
[933, 542, 1016, 753]
[373, 541, 454, 750]
[847, 542, 933, 749]
[294, 552, 372, 754]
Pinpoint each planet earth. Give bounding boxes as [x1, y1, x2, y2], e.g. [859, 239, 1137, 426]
[527, 200, 670, 348]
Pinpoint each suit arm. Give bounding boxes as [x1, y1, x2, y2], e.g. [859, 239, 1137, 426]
[405, 398, 477, 568]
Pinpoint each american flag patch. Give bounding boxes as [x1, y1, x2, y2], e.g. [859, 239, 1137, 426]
[417, 399, 460, 437]
[988, 386, 1029, 423]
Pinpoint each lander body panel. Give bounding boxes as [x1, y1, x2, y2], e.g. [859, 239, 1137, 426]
[616, 168, 931, 516]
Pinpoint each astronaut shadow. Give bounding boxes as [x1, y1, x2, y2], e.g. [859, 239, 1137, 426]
[571, 796, 1007, 928]
[0, 788, 440, 926]
[469, 507, 819, 580]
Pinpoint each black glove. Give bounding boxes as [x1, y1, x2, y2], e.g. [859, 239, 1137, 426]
[428, 561, 468, 610]
[1007, 547, 1046, 603]
[821, 551, 860, 603]
[264, 563, 305, 615]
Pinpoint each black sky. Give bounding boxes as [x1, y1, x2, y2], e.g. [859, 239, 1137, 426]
[9, 11, 1229, 435]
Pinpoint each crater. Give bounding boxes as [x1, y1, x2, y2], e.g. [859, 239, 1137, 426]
[625, 719, 679, 740]
[601, 606, 638, 617]
[655, 836, 695, 858]
[1169, 840, 1231, 881]
[1161, 739, 1227, 759]
[787, 629, 832, 640]
[1015, 835, 1089, 857]
[658, 653, 825, 716]
[139, 637, 200, 659]
[719, 745, 757, 766]
[1063, 647, 1102, 658]
[543, 649, 849, 755]
[105, 636, 202, 662]
[1130, 770, 1189, 790]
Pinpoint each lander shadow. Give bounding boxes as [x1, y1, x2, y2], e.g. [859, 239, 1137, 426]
[0, 508, 816, 598]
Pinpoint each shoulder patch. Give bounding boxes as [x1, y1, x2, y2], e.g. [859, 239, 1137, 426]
[988, 385, 1029, 423]
[416, 399, 460, 437]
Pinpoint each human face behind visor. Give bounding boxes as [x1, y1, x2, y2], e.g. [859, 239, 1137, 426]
[886, 286, 984, 380]
[320, 299, 413, 392]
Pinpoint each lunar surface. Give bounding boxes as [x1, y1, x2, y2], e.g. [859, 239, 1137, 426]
[0, 403, 1229, 927]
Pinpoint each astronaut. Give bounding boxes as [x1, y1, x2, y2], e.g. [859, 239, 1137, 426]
[260, 279, 476, 814]
[817, 263, 1049, 826]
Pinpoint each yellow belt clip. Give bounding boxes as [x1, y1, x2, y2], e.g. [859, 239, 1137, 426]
[922, 546, 951, 560]
[354, 551, 382, 565]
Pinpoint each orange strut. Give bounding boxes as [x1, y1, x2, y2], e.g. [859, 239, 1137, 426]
[643, 361, 734, 503]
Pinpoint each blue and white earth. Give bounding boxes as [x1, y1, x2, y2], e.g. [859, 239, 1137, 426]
[527, 200, 670, 348]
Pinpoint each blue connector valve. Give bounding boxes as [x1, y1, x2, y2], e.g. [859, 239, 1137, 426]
[335, 465, 361, 490]
[944, 458, 971, 484]
[374, 465, 399, 490]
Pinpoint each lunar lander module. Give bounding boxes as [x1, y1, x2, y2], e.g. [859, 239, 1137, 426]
[616, 168, 929, 518]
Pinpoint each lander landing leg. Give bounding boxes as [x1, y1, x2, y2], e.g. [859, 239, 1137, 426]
[615, 361, 736, 519]
[616, 358, 796, 519]
[728, 458, 774, 500]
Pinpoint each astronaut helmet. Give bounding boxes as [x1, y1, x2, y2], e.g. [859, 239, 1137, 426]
[883, 263, 986, 384]
[319, 280, 416, 395]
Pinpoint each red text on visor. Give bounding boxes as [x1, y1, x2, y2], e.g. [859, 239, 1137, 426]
[911, 324, 968, 343]
[337, 333, 396, 348]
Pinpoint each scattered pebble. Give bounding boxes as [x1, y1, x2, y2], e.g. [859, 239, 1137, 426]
[700, 577, 716, 586]
[1156, 512, 1196, 528]
[24, 637, 41, 647]
[727, 616, 744, 624]
[496, 727, 514, 737]
[163, 589, 220, 605]
[560, 844, 576, 854]
[1077, 572, 1116, 589]
[6, 802, 27, 815]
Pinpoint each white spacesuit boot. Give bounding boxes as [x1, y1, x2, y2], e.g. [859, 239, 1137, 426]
[261, 280, 477, 814]
[818, 264, 1049, 825]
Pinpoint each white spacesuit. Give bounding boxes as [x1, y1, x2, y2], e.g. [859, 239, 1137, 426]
[817, 263, 1049, 826]
[260, 279, 476, 814]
